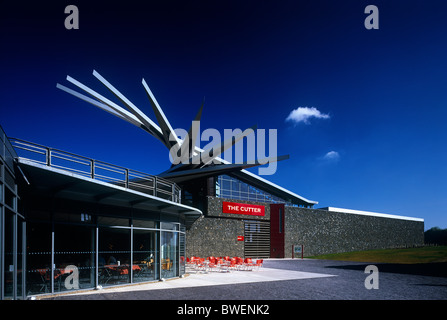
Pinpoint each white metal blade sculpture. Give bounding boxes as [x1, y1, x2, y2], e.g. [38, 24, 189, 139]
[57, 70, 288, 183]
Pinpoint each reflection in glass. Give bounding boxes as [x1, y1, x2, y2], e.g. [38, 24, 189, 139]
[17, 218, 24, 299]
[54, 224, 95, 292]
[22, 213, 184, 297]
[133, 219, 156, 228]
[161, 231, 178, 278]
[26, 222, 52, 295]
[133, 229, 158, 282]
[4, 209, 14, 299]
[98, 216, 129, 227]
[98, 227, 131, 287]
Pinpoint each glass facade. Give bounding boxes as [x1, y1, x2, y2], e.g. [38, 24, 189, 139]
[24, 211, 185, 297]
[98, 227, 131, 287]
[54, 223, 96, 292]
[133, 228, 158, 283]
[216, 175, 294, 206]
[1, 125, 25, 300]
[26, 222, 52, 295]
[161, 223, 178, 279]
[0, 126, 192, 299]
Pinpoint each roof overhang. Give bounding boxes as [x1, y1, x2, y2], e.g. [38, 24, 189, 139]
[16, 158, 202, 228]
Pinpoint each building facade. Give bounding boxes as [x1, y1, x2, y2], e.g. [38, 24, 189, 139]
[0, 72, 425, 299]
[0, 129, 201, 299]
[186, 193, 424, 259]
[0, 126, 23, 300]
[185, 173, 423, 259]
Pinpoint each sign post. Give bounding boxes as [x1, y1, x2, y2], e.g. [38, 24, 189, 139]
[292, 245, 304, 259]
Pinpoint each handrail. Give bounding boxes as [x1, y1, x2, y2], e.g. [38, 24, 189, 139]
[9, 138, 182, 204]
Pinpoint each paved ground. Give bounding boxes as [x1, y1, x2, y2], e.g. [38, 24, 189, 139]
[47, 259, 447, 300]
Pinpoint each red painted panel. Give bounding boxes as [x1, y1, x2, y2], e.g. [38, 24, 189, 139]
[270, 203, 285, 258]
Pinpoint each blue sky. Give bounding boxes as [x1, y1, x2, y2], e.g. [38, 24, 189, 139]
[1, 1, 446, 229]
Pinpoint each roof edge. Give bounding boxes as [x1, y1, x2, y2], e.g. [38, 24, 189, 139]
[320, 207, 424, 222]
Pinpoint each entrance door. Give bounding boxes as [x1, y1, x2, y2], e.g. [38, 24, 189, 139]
[244, 220, 270, 258]
[270, 204, 285, 258]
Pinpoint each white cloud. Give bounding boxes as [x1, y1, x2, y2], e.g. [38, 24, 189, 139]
[286, 106, 330, 124]
[323, 151, 340, 161]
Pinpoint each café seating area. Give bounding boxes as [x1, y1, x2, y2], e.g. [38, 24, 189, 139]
[186, 256, 263, 273]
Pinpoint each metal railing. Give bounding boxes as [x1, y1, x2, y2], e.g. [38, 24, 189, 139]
[9, 138, 181, 203]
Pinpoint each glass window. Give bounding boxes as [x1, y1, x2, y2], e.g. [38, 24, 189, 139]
[240, 183, 248, 194]
[26, 222, 52, 295]
[17, 218, 25, 299]
[133, 229, 158, 283]
[26, 209, 51, 221]
[160, 222, 178, 231]
[133, 219, 156, 229]
[54, 212, 94, 224]
[222, 189, 231, 199]
[54, 224, 96, 293]
[98, 227, 131, 287]
[215, 174, 295, 205]
[222, 178, 231, 191]
[161, 231, 178, 279]
[4, 209, 14, 299]
[97, 216, 129, 227]
[4, 169, 15, 189]
[5, 187, 15, 209]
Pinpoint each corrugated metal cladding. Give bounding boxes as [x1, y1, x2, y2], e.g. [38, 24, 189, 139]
[244, 220, 270, 258]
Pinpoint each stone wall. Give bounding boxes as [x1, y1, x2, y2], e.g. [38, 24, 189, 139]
[186, 197, 425, 258]
[185, 197, 269, 258]
[284, 207, 425, 257]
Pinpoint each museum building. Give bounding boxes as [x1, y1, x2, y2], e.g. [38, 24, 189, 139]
[0, 71, 424, 299]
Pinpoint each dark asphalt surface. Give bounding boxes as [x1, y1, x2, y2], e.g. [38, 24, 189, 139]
[49, 259, 447, 300]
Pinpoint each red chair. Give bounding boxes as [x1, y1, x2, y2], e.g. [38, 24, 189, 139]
[206, 256, 217, 272]
[237, 257, 245, 269]
[227, 258, 239, 271]
[244, 258, 255, 271]
[208, 256, 216, 264]
[187, 256, 197, 266]
[195, 257, 207, 272]
[229, 257, 243, 271]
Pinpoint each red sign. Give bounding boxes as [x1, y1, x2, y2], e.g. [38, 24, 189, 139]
[237, 236, 244, 241]
[222, 201, 265, 216]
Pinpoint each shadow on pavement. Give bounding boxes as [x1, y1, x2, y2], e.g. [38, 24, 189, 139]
[325, 262, 447, 278]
